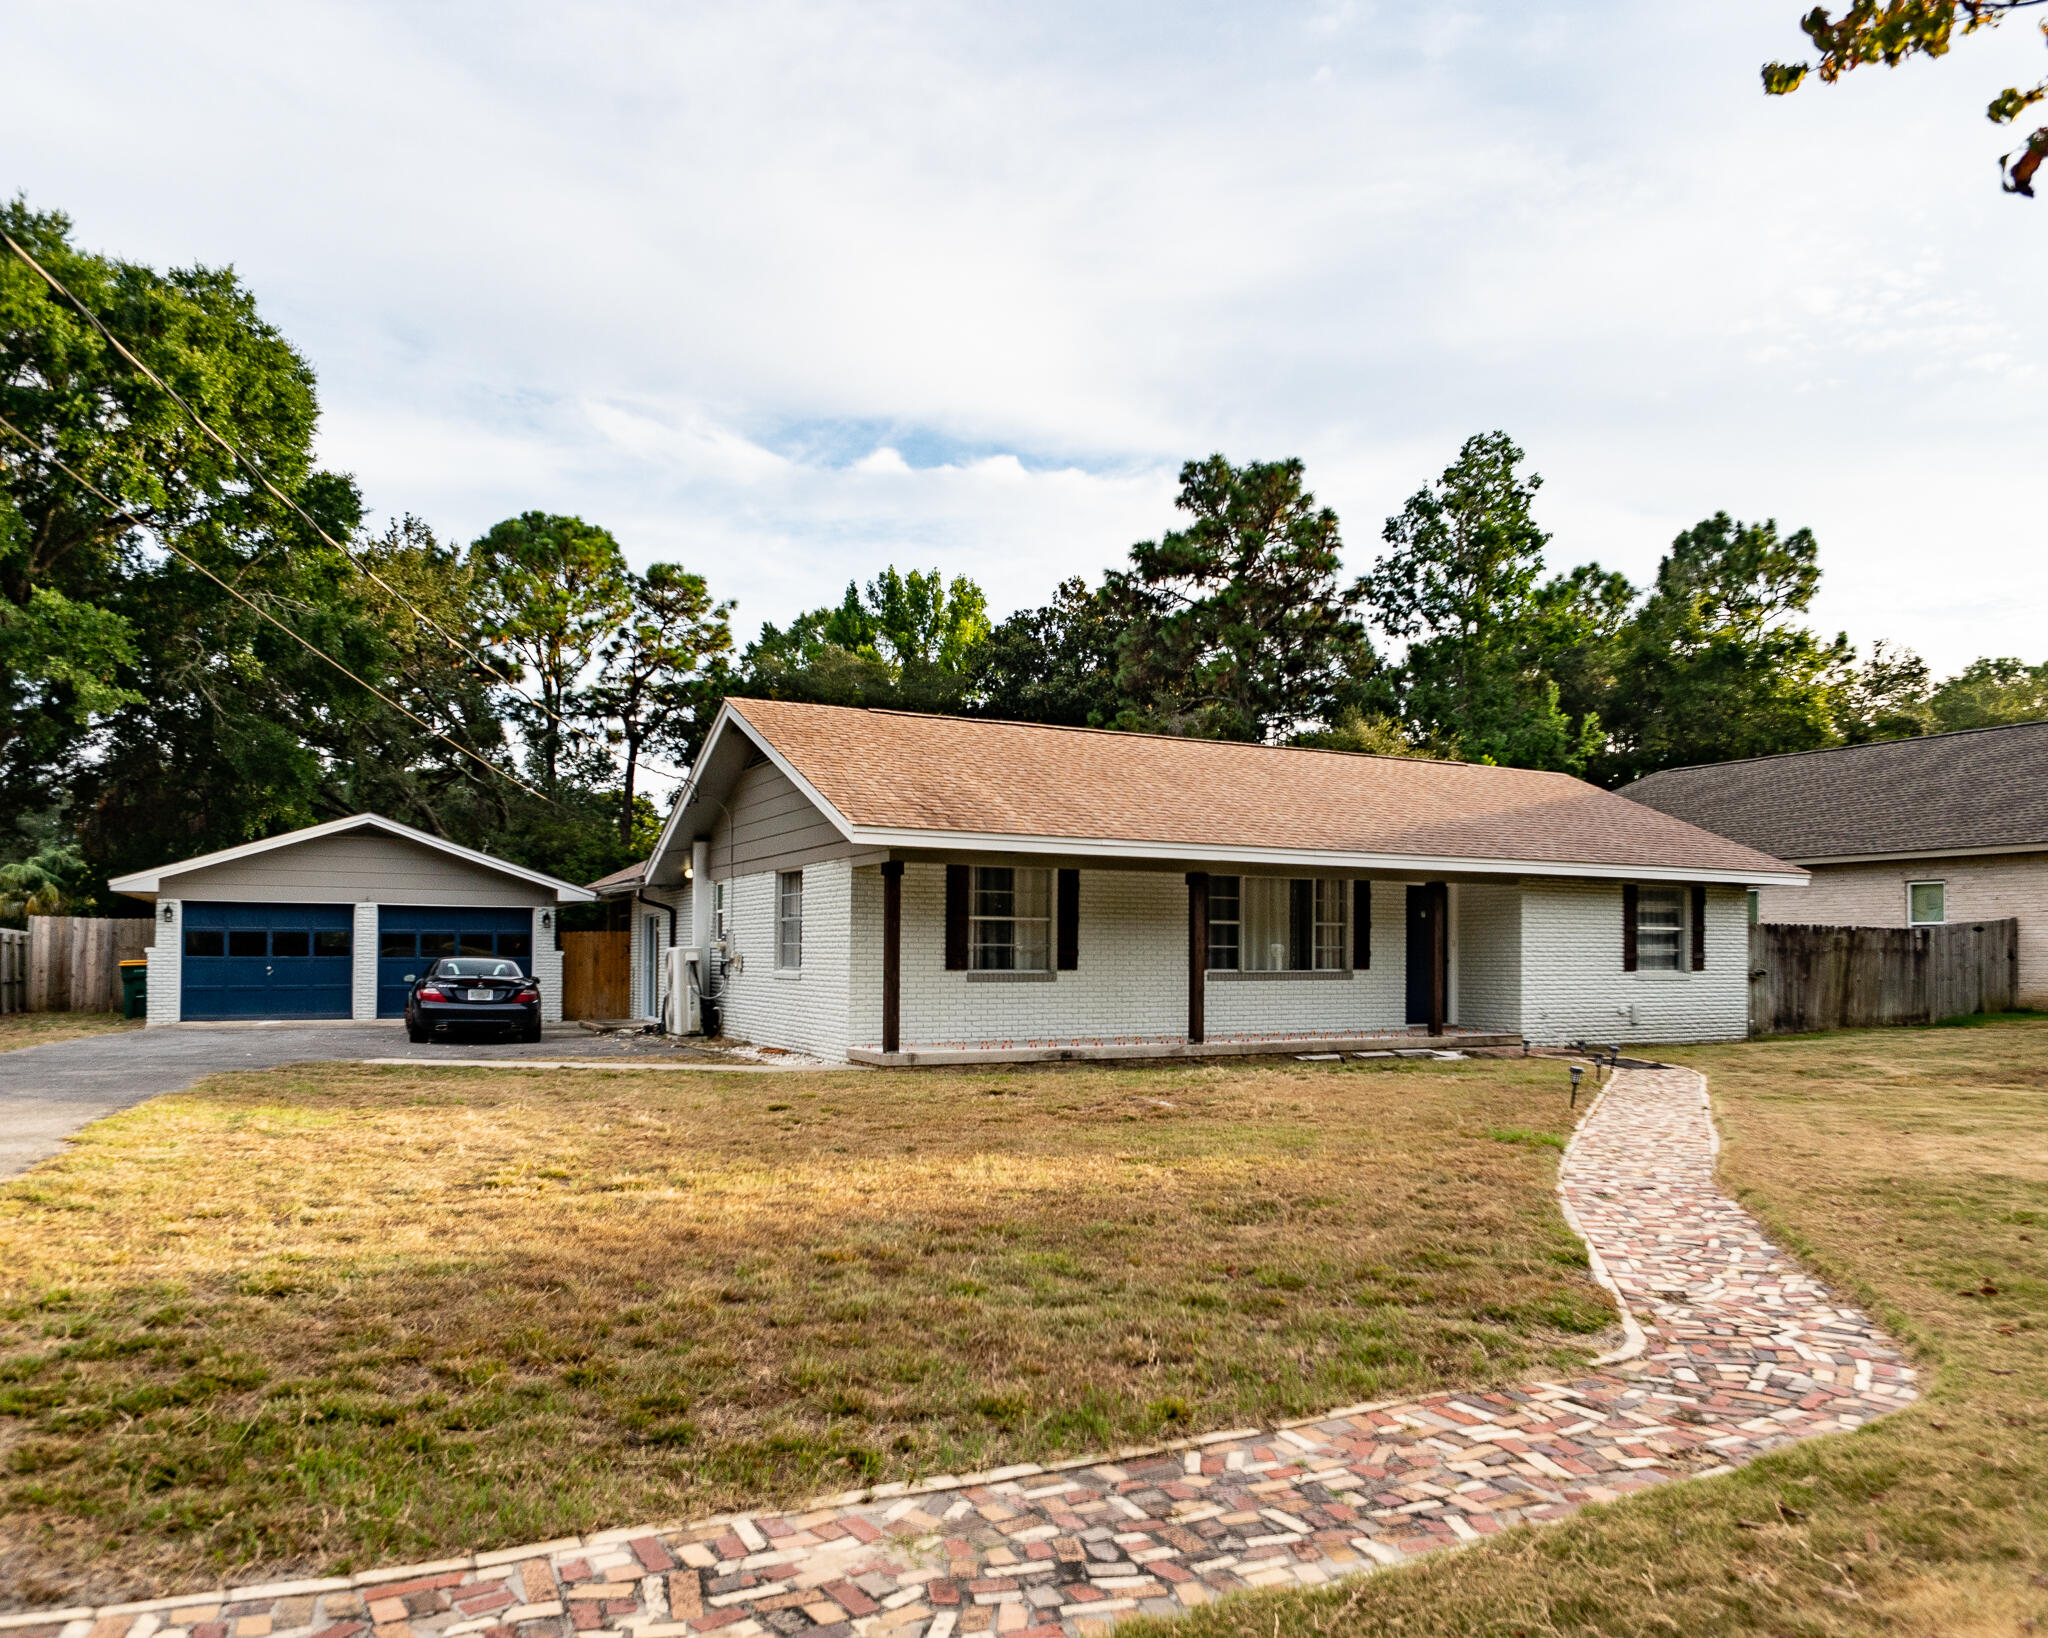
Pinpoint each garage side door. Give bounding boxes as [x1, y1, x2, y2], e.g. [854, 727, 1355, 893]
[377, 906, 535, 1017]
[181, 903, 354, 1020]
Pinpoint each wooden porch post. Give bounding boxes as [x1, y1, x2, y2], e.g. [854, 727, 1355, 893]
[1186, 871, 1209, 1046]
[1428, 879, 1448, 1037]
[881, 861, 904, 1055]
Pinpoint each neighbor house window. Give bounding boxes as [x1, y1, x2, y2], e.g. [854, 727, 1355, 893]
[1636, 886, 1684, 971]
[1207, 876, 1347, 971]
[1208, 876, 1241, 970]
[776, 871, 804, 969]
[1908, 881, 1946, 925]
[1747, 889, 1760, 926]
[972, 866, 1050, 971]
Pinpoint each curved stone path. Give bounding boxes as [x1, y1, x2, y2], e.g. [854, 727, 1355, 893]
[4, 1068, 1917, 1638]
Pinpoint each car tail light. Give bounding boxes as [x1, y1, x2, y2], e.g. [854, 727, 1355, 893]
[418, 986, 449, 1001]
[514, 984, 540, 1000]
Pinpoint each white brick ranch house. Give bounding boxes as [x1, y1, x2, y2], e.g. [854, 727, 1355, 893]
[611, 700, 1806, 1063]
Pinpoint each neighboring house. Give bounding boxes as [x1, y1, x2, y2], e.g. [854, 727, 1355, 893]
[1623, 722, 2048, 1008]
[601, 699, 1802, 1063]
[111, 814, 595, 1025]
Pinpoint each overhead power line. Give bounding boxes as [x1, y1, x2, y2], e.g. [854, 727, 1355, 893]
[0, 410, 554, 805]
[0, 227, 694, 786]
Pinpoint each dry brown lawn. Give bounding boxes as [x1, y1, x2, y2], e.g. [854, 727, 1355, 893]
[1132, 1019, 2048, 1638]
[0, 1053, 1606, 1607]
[0, 1011, 138, 1052]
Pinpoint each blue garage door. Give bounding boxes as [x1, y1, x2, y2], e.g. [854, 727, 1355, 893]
[181, 903, 354, 1020]
[377, 906, 535, 1017]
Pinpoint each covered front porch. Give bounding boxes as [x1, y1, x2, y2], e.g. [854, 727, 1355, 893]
[855, 855, 1508, 1064]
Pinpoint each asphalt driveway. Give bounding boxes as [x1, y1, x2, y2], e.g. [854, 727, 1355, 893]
[0, 1023, 787, 1178]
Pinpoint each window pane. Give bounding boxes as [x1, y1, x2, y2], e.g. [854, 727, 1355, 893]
[1241, 878, 1290, 970]
[974, 918, 1018, 969]
[1637, 888, 1683, 971]
[420, 932, 455, 958]
[227, 930, 267, 958]
[1207, 876, 1240, 970]
[314, 930, 351, 958]
[778, 871, 803, 968]
[1909, 882, 1945, 924]
[1313, 879, 1347, 971]
[184, 929, 224, 958]
[271, 930, 310, 958]
[380, 933, 414, 958]
[459, 934, 494, 957]
[974, 867, 1016, 919]
[497, 932, 531, 959]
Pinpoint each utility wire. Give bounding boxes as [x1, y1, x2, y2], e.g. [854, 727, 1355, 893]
[1, 227, 694, 786]
[0, 410, 555, 805]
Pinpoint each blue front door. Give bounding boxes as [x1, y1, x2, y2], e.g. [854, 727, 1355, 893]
[180, 903, 354, 1020]
[377, 906, 536, 1017]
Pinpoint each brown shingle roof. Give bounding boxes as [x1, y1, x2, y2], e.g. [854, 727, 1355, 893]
[722, 699, 1796, 878]
[587, 859, 648, 894]
[1622, 721, 2048, 860]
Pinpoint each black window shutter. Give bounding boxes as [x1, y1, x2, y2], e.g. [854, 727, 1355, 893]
[1056, 869, 1080, 970]
[1289, 878, 1314, 971]
[1352, 880, 1370, 969]
[945, 865, 970, 970]
[1690, 883, 1707, 971]
[1622, 883, 1639, 972]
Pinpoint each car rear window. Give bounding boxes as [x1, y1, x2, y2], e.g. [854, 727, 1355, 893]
[433, 960, 525, 979]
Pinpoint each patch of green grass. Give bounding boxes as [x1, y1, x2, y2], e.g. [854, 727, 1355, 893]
[1123, 1020, 2048, 1638]
[1486, 1126, 1566, 1150]
[0, 1054, 1598, 1606]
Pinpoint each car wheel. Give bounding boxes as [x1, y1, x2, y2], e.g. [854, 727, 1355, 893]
[407, 1016, 430, 1044]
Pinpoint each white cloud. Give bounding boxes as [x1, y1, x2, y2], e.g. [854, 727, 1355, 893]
[6, 0, 2046, 672]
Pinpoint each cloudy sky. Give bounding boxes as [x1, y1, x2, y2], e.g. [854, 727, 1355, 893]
[11, 1, 2045, 691]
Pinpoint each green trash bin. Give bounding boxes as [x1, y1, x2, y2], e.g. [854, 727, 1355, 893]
[119, 958, 148, 1020]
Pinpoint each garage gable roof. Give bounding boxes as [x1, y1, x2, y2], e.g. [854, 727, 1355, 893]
[654, 699, 1805, 886]
[108, 813, 598, 901]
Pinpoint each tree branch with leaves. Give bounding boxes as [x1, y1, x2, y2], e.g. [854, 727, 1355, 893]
[1764, 1, 2048, 194]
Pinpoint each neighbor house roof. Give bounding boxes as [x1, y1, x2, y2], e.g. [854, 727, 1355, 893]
[588, 859, 648, 895]
[109, 813, 598, 901]
[659, 699, 1803, 885]
[1622, 721, 2048, 863]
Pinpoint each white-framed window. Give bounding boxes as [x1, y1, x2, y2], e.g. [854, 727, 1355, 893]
[1908, 880, 1946, 925]
[971, 866, 1051, 971]
[1747, 888, 1760, 926]
[1208, 876, 1241, 970]
[713, 881, 727, 941]
[776, 870, 803, 969]
[1206, 876, 1346, 971]
[1637, 886, 1684, 971]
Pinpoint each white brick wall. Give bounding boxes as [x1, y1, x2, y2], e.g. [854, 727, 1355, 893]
[1455, 881, 1523, 1033]
[1756, 852, 2048, 1007]
[145, 900, 180, 1025]
[351, 903, 378, 1020]
[716, 861, 851, 1059]
[1517, 878, 1749, 1046]
[534, 907, 565, 1023]
[627, 885, 692, 1021]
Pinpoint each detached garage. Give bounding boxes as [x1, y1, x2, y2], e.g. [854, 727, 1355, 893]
[110, 814, 594, 1025]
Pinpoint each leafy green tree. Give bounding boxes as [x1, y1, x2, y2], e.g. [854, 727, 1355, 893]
[744, 566, 990, 711]
[1605, 513, 1853, 780]
[1837, 640, 1940, 742]
[1115, 455, 1375, 741]
[591, 563, 734, 843]
[1927, 655, 2048, 729]
[1365, 433, 1600, 772]
[470, 511, 633, 792]
[1291, 707, 1443, 759]
[973, 575, 1130, 727]
[1763, 1, 2048, 195]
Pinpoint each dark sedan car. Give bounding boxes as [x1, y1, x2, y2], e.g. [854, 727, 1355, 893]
[406, 958, 543, 1043]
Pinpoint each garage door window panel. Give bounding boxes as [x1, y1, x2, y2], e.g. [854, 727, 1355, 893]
[185, 930, 224, 958]
[272, 931, 310, 958]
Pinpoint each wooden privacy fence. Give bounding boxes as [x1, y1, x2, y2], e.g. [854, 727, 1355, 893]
[25, 916, 155, 1012]
[560, 929, 631, 1020]
[1749, 918, 2018, 1035]
[0, 929, 25, 1015]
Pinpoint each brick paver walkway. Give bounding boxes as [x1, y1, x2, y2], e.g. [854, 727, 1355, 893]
[7, 1068, 1917, 1638]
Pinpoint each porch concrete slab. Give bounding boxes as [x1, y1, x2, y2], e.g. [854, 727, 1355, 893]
[848, 1032, 1523, 1067]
